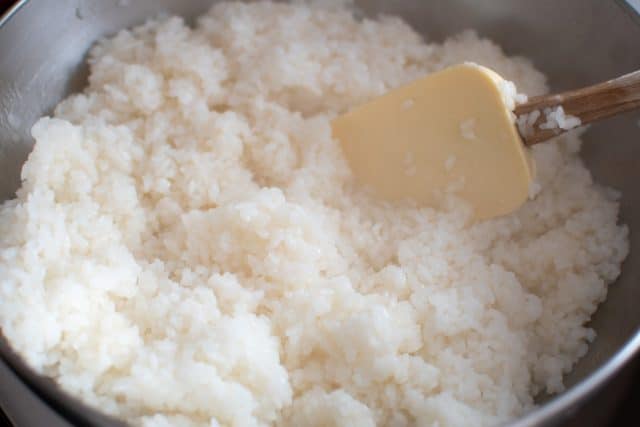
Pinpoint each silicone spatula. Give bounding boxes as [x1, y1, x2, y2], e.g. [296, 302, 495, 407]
[332, 63, 640, 220]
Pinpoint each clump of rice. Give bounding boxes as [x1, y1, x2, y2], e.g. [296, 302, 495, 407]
[496, 79, 528, 112]
[539, 106, 582, 130]
[459, 118, 477, 141]
[517, 106, 582, 138]
[0, 2, 628, 427]
[516, 109, 542, 139]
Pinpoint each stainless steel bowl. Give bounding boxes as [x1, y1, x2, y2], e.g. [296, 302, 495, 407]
[1, 1, 639, 426]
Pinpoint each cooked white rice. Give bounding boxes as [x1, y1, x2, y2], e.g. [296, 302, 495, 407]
[539, 106, 583, 131]
[517, 106, 582, 139]
[0, 2, 629, 427]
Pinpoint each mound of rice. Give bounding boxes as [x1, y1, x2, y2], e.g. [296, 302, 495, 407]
[0, 2, 629, 426]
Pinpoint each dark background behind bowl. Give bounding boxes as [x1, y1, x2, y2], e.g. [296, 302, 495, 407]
[0, 0, 639, 426]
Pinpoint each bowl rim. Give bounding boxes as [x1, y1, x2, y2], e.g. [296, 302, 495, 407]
[0, 0, 27, 28]
[1, 0, 640, 426]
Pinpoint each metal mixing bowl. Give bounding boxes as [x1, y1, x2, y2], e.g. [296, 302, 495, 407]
[1, 1, 639, 426]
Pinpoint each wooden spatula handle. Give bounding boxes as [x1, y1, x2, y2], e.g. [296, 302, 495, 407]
[514, 70, 640, 145]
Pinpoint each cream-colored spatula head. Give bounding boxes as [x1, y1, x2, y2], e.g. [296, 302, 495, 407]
[332, 63, 640, 220]
[332, 63, 533, 220]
